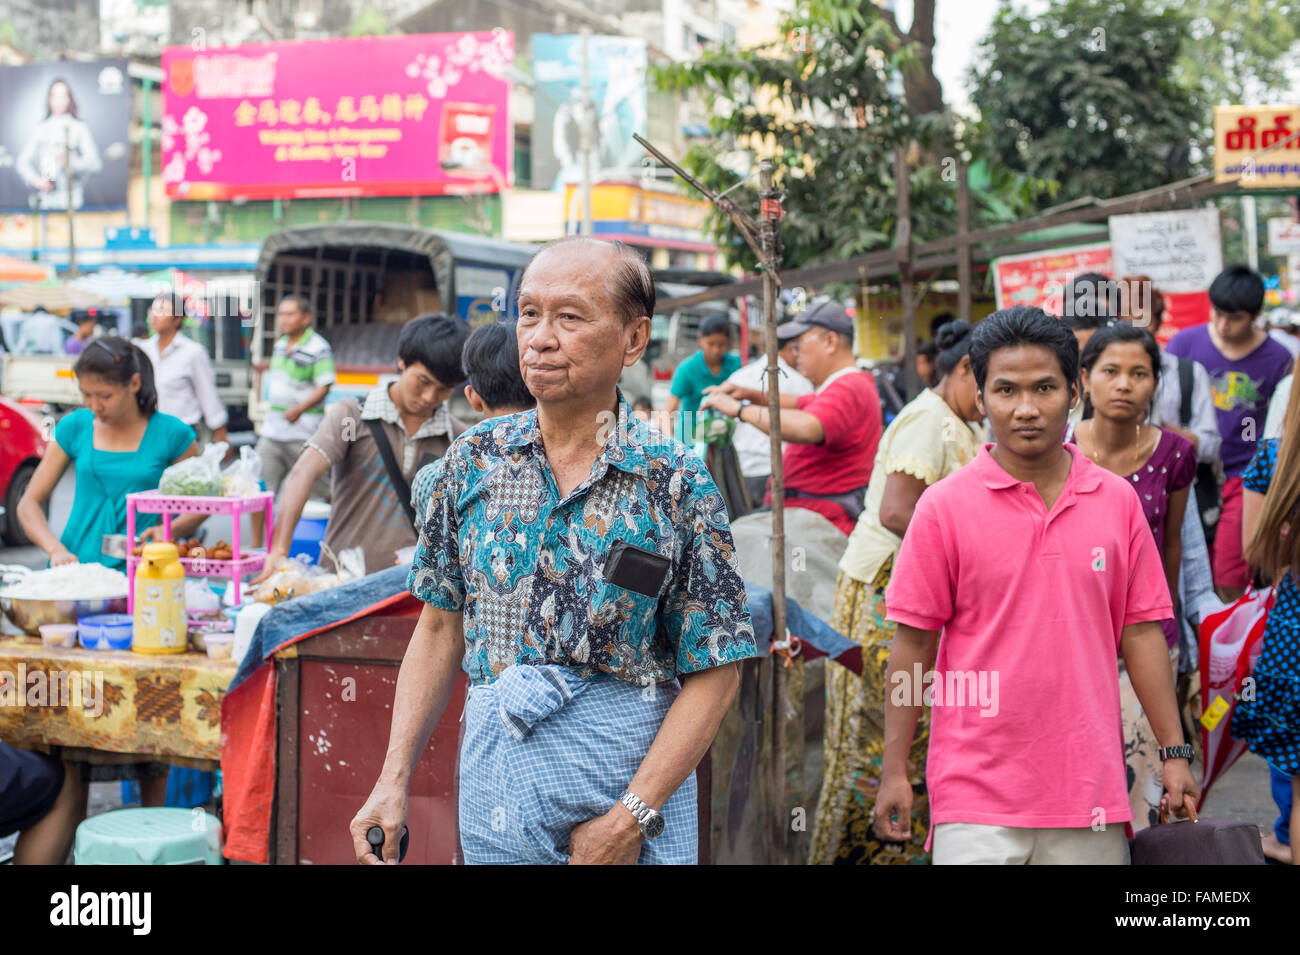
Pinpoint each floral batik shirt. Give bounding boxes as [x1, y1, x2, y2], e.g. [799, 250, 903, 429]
[408, 392, 757, 686]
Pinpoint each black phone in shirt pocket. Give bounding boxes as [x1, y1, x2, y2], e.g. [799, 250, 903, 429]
[603, 540, 671, 598]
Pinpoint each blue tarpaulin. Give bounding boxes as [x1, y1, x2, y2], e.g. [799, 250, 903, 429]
[743, 583, 860, 674]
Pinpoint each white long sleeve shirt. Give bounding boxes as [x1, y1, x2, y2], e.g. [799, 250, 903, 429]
[136, 333, 228, 431]
[725, 355, 813, 477]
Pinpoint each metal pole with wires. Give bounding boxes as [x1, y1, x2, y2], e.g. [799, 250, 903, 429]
[633, 134, 788, 862]
[757, 159, 789, 863]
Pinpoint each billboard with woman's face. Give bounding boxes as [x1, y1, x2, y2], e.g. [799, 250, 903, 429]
[0, 59, 131, 212]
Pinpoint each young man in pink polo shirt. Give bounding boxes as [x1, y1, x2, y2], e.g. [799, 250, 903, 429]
[873, 306, 1199, 864]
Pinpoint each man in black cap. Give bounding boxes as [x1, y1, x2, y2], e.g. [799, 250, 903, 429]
[703, 301, 882, 534]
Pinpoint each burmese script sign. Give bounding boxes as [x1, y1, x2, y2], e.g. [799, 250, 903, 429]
[1214, 104, 1300, 188]
[1108, 209, 1223, 294]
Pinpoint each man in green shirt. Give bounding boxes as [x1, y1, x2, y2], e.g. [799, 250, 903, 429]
[666, 314, 741, 444]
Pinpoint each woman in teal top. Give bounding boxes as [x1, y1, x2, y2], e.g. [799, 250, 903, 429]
[18, 336, 199, 569]
[17, 336, 203, 808]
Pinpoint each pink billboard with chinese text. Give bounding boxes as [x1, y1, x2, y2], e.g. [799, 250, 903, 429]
[162, 32, 513, 200]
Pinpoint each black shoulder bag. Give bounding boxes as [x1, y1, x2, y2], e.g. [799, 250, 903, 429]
[1178, 357, 1222, 547]
[365, 418, 418, 528]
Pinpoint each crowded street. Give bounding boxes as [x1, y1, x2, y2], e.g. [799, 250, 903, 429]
[0, 0, 1298, 921]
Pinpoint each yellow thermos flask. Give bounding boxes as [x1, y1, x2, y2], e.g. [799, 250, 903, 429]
[133, 542, 187, 654]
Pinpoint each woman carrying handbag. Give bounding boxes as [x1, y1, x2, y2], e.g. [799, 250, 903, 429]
[1233, 374, 1300, 865]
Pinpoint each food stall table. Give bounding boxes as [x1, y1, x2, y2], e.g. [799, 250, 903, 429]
[0, 637, 236, 768]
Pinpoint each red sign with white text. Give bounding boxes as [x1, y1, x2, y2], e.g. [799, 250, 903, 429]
[993, 243, 1114, 314]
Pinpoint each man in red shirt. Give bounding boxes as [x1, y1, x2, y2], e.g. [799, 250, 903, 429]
[702, 302, 881, 534]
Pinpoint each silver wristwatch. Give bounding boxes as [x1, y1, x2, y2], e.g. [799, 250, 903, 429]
[619, 791, 666, 840]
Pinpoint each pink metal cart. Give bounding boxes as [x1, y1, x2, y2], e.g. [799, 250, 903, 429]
[125, 491, 274, 614]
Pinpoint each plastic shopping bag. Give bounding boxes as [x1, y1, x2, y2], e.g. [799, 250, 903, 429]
[159, 442, 228, 496]
[1197, 585, 1275, 801]
[222, 445, 263, 497]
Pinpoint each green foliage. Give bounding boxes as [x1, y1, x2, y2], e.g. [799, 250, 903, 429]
[651, 0, 1047, 274]
[1171, 0, 1300, 108]
[971, 0, 1203, 207]
[346, 4, 393, 37]
[0, 19, 24, 50]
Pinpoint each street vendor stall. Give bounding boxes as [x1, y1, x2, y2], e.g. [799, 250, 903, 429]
[220, 567, 465, 864]
[220, 561, 857, 865]
[0, 638, 234, 769]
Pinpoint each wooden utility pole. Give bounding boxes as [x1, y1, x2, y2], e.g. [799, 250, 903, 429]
[895, 147, 916, 396]
[758, 159, 788, 863]
[957, 163, 971, 323]
[633, 134, 788, 863]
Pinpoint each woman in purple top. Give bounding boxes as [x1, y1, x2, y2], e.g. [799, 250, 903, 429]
[1069, 323, 1196, 829]
[1070, 324, 1196, 644]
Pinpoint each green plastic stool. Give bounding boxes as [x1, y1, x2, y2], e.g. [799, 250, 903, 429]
[75, 808, 224, 865]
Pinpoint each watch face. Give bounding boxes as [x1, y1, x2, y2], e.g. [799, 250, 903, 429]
[643, 812, 666, 840]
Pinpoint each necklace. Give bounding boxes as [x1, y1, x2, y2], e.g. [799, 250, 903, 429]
[1085, 421, 1143, 477]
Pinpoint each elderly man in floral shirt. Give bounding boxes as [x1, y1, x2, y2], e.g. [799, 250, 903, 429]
[352, 236, 756, 865]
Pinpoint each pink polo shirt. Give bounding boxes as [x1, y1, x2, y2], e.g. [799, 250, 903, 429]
[885, 443, 1173, 838]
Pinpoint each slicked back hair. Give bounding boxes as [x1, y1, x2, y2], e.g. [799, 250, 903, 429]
[521, 235, 655, 326]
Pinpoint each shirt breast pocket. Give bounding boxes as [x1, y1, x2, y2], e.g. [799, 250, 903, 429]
[591, 582, 661, 650]
[590, 540, 671, 648]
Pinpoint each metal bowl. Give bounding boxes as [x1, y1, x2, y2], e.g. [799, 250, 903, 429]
[0, 593, 129, 637]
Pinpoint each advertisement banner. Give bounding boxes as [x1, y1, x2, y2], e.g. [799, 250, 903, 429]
[992, 243, 1114, 313]
[1267, 217, 1300, 256]
[531, 34, 647, 192]
[0, 59, 131, 212]
[1108, 209, 1223, 294]
[561, 182, 713, 249]
[1213, 104, 1300, 188]
[162, 32, 513, 200]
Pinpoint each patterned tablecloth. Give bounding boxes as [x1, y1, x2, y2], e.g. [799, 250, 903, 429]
[0, 637, 236, 762]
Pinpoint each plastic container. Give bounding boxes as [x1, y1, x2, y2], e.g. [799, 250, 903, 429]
[39, 623, 78, 648]
[230, 600, 273, 667]
[78, 614, 134, 651]
[290, 502, 330, 564]
[203, 634, 235, 661]
[132, 542, 186, 654]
